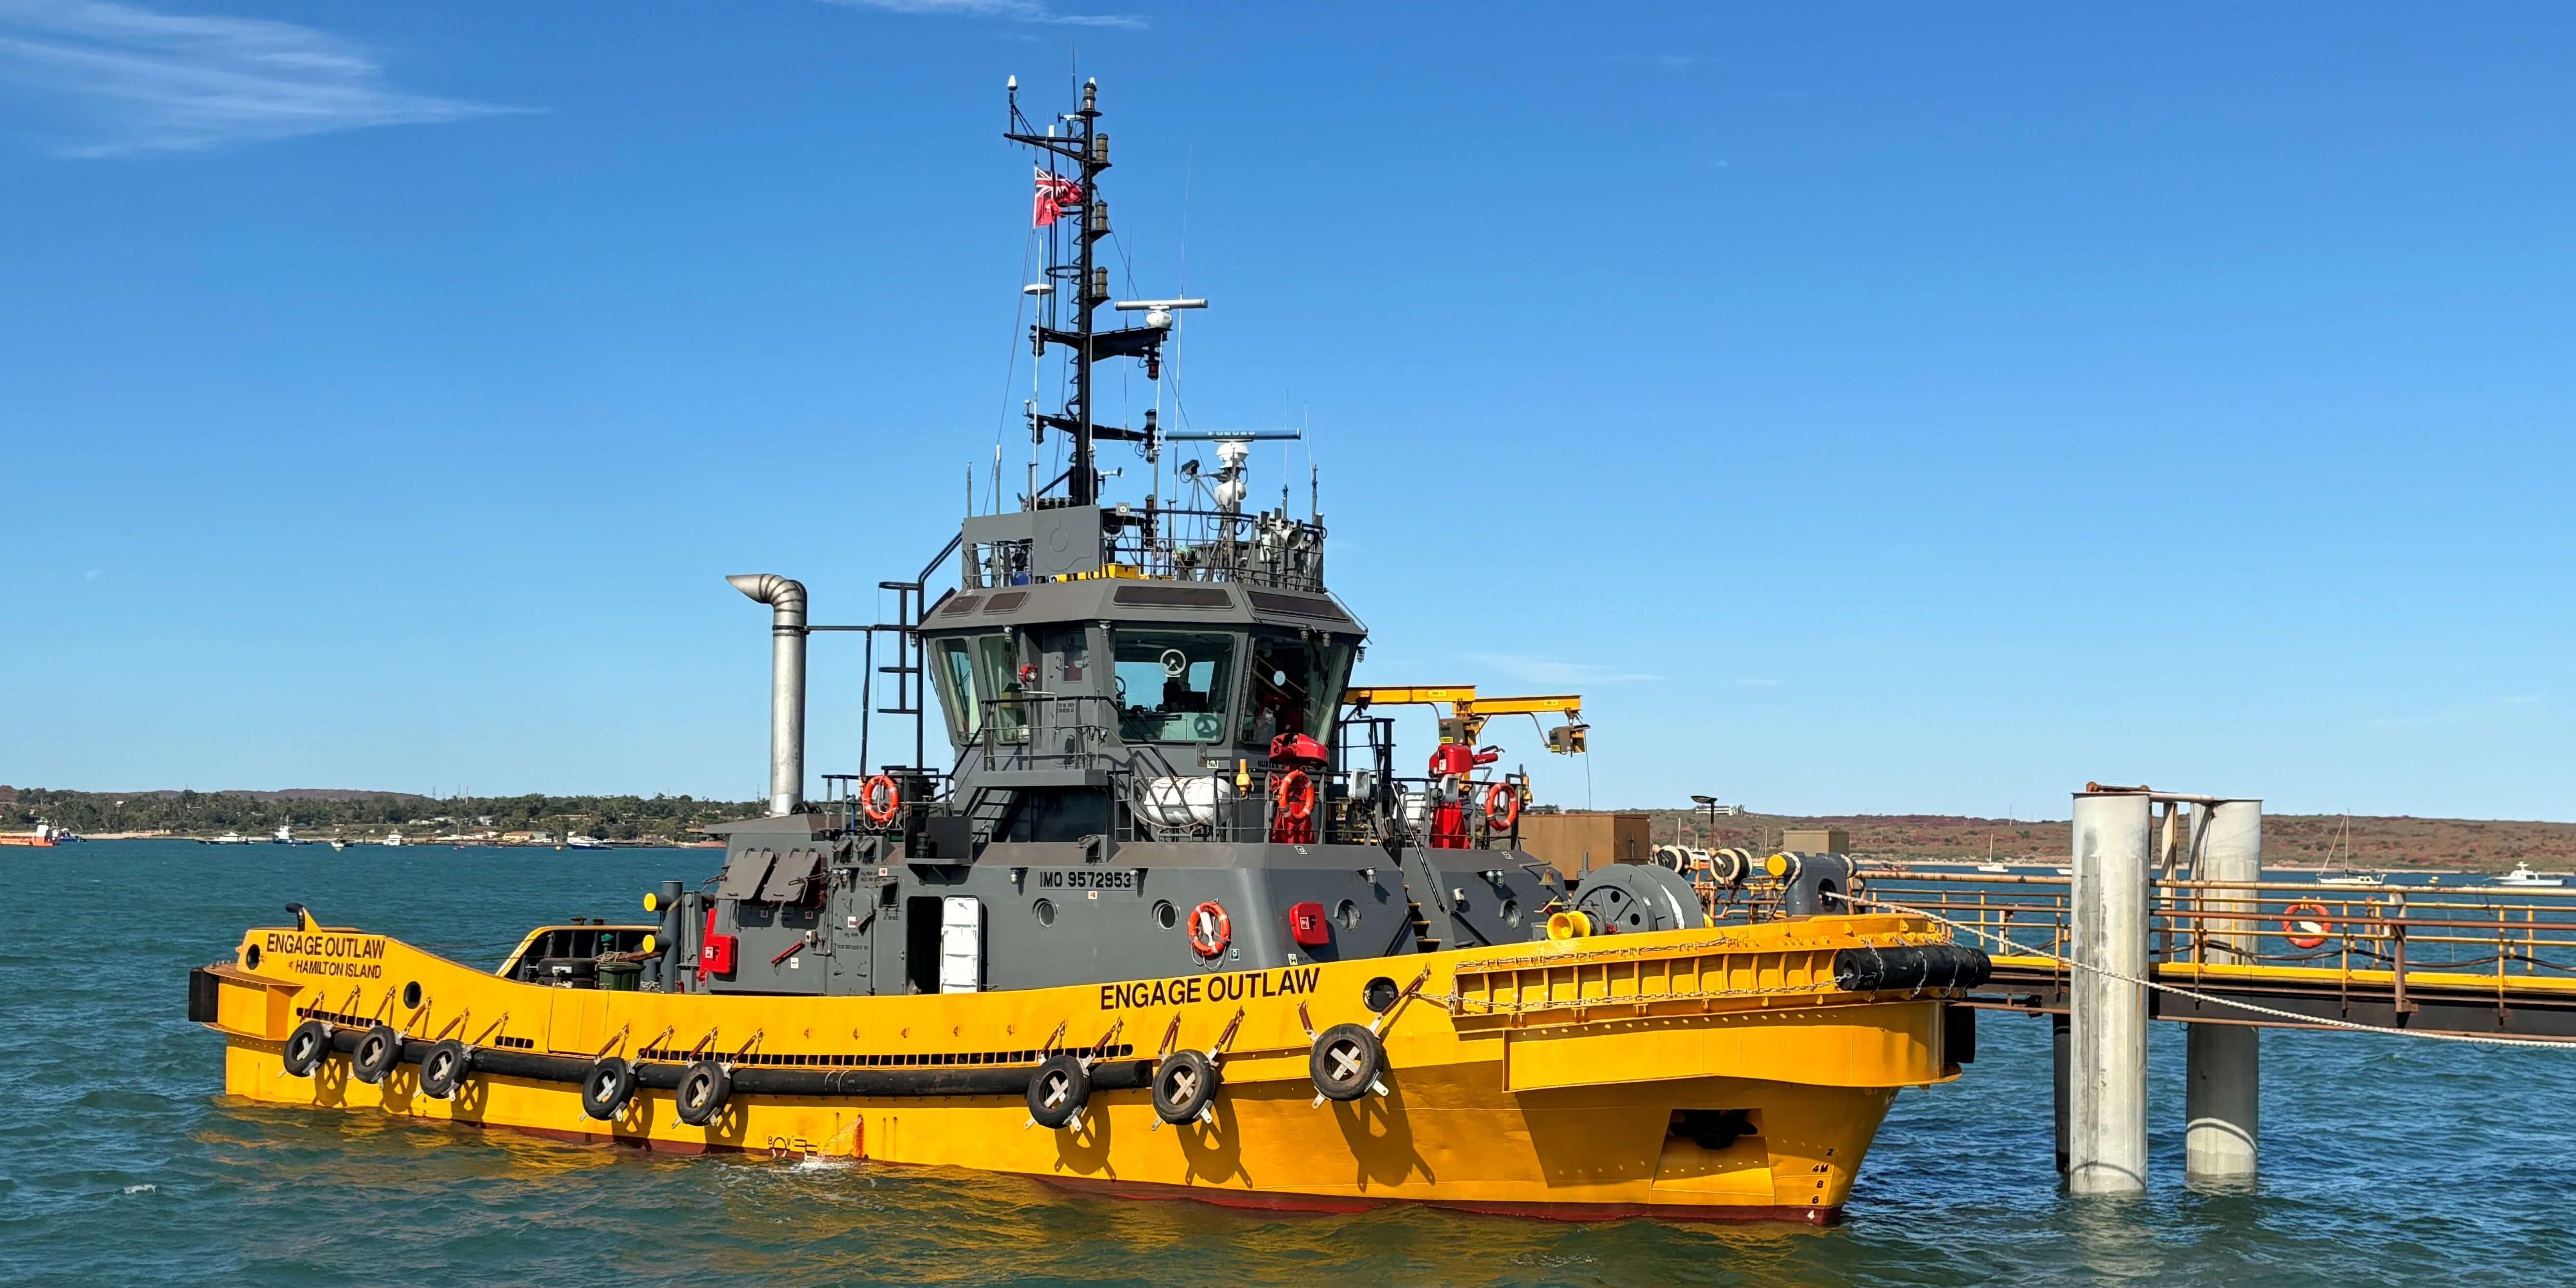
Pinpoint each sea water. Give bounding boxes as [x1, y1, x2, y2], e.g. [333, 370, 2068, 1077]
[2, 841, 2562, 1287]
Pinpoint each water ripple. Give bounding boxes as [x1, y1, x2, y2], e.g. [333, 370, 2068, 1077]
[0, 841, 2554, 1286]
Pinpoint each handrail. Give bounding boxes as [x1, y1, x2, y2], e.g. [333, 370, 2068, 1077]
[1845, 870, 2576, 980]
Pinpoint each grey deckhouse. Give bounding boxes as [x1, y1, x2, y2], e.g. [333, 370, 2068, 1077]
[595, 78, 1705, 1006]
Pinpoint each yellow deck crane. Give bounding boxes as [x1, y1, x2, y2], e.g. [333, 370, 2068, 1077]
[1341, 686, 1589, 754]
[1340, 686, 1588, 850]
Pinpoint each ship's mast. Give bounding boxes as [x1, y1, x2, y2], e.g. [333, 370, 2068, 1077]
[1007, 77, 1118, 508]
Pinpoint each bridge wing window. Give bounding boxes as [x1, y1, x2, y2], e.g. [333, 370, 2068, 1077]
[1113, 631, 1234, 744]
[1242, 635, 1355, 748]
[976, 635, 1029, 743]
[932, 639, 983, 744]
[932, 635, 1027, 745]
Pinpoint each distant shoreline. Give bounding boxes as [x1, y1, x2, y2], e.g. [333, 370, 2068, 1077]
[0, 787, 766, 849]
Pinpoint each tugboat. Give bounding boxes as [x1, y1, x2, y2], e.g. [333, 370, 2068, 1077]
[186, 80, 1986, 1224]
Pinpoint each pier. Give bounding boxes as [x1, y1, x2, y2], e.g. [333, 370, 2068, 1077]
[1682, 785, 2576, 1196]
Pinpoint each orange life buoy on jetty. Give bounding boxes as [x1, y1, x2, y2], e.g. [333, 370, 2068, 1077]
[859, 774, 902, 825]
[1272, 770, 1315, 822]
[1187, 901, 1232, 958]
[2282, 902, 2332, 950]
[1482, 781, 1521, 831]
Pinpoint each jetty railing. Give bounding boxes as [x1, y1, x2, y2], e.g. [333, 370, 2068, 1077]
[1838, 869, 2576, 983]
[1759, 788, 2576, 1201]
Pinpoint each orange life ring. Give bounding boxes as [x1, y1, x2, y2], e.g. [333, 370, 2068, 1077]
[1482, 781, 1521, 831]
[1272, 770, 1315, 822]
[859, 774, 902, 826]
[1187, 901, 1231, 958]
[2282, 902, 2332, 950]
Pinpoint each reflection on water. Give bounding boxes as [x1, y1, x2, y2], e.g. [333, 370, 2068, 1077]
[0, 842, 2560, 1287]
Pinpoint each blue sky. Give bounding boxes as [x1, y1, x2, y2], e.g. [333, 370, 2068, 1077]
[3, 2, 2572, 820]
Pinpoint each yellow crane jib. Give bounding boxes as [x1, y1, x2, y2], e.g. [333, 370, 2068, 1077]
[1341, 686, 1588, 753]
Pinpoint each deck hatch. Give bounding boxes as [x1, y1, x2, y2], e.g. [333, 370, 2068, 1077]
[715, 848, 778, 901]
[756, 848, 823, 903]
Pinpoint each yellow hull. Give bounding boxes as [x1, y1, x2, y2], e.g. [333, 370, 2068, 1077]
[201, 914, 1963, 1223]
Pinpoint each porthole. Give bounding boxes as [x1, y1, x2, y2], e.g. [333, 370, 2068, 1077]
[402, 981, 422, 1008]
[244, 944, 262, 970]
[1363, 976, 1400, 1013]
[1334, 899, 1361, 930]
[1033, 898, 1057, 927]
[1502, 899, 1521, 928]
[1153, 900, 1178, 930]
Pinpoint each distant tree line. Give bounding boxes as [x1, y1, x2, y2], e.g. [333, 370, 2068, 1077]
[3, 789, 767, 842]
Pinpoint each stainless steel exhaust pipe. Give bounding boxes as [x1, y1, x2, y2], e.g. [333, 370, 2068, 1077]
[727, 573, 807, 815]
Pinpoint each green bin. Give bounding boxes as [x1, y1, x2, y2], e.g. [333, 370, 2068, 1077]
[598, 960, 641, 992]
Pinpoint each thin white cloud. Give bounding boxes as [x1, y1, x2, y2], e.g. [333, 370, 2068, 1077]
[0, 0, 513, 156]
[2357, 693, 2549, 730]
[1465, 653, 1662, 687]
[822, 0, 1146, 30]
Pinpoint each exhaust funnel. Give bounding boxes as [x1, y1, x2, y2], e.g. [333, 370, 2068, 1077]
[728, 573, 807, 815]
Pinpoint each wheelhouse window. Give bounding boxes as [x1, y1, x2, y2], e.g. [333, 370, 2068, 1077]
[1113, 631, 1235, 744]
[977, 635, 1028, 743]
[932, 638, 982, 745]
[1242, 634, 1355, 748]
[931, 634, 1026, 745]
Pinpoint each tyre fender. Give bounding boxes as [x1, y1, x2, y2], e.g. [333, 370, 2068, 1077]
[581, 1057, 638, 1121]
[1026, 1053, 1092, 1129]
[419, 1039, 472, 1100]
[676, 1059, 732, 1127]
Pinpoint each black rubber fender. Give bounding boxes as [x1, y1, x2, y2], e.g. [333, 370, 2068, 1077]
[282, 1019, 332, 1078]
[580, 1057, 637, 1121]
[1026, 1054, 1090, 1129]
[471, 1049, 592, 1083]
[346, 1048, 1154, 1101]
[676, 1060, 731, 1128]
[732, 1058, 1150, 1099]
[1309, 1024, 1385, 1102]
[351, 1025, 405, 1085]
[419, 1040, 472, 1099]
[1151, 1050, 1221, 1125]
[1831, 942, 1993, 994]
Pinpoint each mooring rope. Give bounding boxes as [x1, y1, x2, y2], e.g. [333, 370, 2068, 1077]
[1846, 891, 2576, 1051]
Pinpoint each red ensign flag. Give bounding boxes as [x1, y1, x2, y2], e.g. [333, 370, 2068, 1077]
[1033, 169, 1084, 227]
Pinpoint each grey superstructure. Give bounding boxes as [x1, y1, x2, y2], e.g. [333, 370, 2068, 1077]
[587, 79, 1711, 1003]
